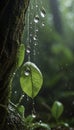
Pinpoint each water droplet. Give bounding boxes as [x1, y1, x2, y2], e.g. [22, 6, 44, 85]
[33, 35, 37, 41]
[13, 72, 16, 76]
[26, 46, 31, 54]
[36, 29, 38, 32]
[24, 67, 30, 76]
[25, 71, 30, 76]
[32, 113, 36, 118]
[39, 120, 42, 124]
[34, 15, 39, 23]
[22, 94, 25, 98]
[30, 33, 32, 37]
[32, 100, 36, 117]
[30, 22, 32, 25]
[34, 42, 38, 46]
[36, 5, 38, 8]
[40, 7, 46, 18]
[42, 22, 45, 26]
[27, 95, 29, 101]
[14, 91, 17, 94]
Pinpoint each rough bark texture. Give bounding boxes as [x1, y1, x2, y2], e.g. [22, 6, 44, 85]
[0, 0, 29, 129]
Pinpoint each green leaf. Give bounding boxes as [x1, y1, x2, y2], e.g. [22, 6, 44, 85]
[25, 115, 34, 124]
[17, 105, 25, 118]
[51, 101, 64, 120]
[16, 44, 25, 68]
[20, 62, 43, 99]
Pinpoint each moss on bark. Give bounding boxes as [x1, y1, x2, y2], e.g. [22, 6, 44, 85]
[0, 0, 29, 129]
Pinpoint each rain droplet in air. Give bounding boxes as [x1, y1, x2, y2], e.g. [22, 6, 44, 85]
[30, 33, 32, 37]
[36, 5, 38, 8]
[13, 72, 16, 76]
[40, 7, 46, 18]
[14, 91, 17, 94]
[32, 113, 36, 118]
[36, 29, 38, 32]
[24, 67, 30, 76]
[33, 35, 37, 41]
[34, 15, 39, 23]
[39, 120, 42, 124]
[34, 42, 38, 46]
[27, 96, 29, 101]
[42, 22, 45, 27]
[26, 46, 31, 54]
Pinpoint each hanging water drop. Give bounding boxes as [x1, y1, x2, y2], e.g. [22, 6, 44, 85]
[14, 91, 17, 94]
[33, 35, 37, 41]
[39, 120, 42, 124]
[33, 49, 36, 56]
[32, 113, 36, 118]
[31, 100, 36, 118]
[13, 72, 16, 76]
[40, 7, 46, 18]
[36, 29, 38, 32]
[30, 33, 32, 37]
[42, 22, 45, 27]
[34, 15, 39, 23]
[34, 42, 38, 46]
[26, 46, 31, 54]
[26, 49, 30, 54]
[24, 67, 30, 76]
[36, 5, 38, 8]
[27, 95, 29, 101]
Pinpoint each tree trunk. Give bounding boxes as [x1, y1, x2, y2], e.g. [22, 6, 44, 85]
[0, 0, 29, 129]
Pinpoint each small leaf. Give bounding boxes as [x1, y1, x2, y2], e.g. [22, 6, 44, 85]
[16, 44, 25, 68]
[25, 115, 34, 124]
[51, 101, 64, 120]
[17, 105, 25, 118]
[20, 62, 43, 99]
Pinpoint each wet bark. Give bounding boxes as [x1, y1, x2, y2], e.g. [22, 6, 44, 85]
[0, 0, 29, 129]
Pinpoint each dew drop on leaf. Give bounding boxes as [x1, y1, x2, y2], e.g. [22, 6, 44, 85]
[24, 67, 30, 76]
